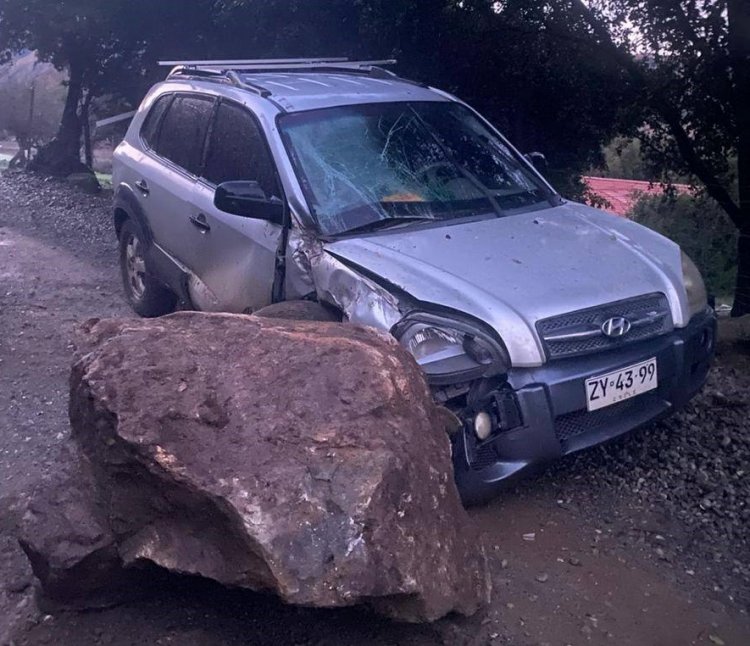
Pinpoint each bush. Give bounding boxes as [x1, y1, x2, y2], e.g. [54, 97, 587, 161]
[630, 192, 737, 298]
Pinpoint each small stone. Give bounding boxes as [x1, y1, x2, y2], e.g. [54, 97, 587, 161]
[708, 636, 725, 646]
[569, 557, 582, 567]
[500, 559, 508, 569]
[522, 533, 536, 542]
[535, 573, 549, 583]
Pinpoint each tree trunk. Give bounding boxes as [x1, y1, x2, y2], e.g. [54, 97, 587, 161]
[8, 146, 27, 169]
[729, 0, 750, 316]
[734, 234, 750, 316]
[28, 59, 88, 177]
[81, 91, 93, 170]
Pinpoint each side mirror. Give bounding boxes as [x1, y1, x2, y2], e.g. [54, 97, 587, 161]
[214, 181, 285, 225]
[524, 151, 547, 170]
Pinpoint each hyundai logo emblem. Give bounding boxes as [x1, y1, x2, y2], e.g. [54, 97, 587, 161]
[601, 316, 632, 338]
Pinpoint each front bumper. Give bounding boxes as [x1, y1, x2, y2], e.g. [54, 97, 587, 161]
[453, 308, 717, 505]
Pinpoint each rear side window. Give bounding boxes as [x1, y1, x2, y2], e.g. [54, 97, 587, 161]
[140, 94, 172, 149]
[154, 95, 215, 175]
[203, 101, 281, 199]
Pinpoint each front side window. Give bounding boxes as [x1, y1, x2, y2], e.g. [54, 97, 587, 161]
[154, 95, 215, 175]
[279, 101, 553, 236]
[202, 101, 281, 199]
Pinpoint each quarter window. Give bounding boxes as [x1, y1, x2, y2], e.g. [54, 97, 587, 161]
[203, 101, 280, 199]
[154, 95, 215, 175]
[140, 94, 172, 149]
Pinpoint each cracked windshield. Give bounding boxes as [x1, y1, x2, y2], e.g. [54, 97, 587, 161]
[280, 101, 549, 235]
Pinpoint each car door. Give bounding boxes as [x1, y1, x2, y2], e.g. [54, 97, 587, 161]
[189, 99, 284, 313]
[144, 93, 215, 267]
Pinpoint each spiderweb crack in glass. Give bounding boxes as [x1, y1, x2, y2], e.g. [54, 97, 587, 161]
[279, 101, 550, 235]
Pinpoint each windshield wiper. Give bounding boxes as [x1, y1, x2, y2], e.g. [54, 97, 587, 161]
[495, 187, 560, 208]
[338, 215, 436, 236]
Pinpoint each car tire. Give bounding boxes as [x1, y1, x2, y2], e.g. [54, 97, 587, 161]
[118, 219, 176, 317]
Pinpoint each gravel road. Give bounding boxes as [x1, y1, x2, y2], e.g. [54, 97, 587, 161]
[1, 171, 749, 645]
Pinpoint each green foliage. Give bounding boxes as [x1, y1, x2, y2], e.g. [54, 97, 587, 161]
[591, 135, 694, 184]
[595, 137, 650, 181]
[208, 1, 636, 198]
[631, 193, 738, 297]
[584, 0, 737, 187]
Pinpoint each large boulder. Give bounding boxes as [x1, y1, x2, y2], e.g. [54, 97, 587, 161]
[50, 312, 489, 622]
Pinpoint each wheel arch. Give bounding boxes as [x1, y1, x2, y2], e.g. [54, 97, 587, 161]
[113, 183, 154, 245]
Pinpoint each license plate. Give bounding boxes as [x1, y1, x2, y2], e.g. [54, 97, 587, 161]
[585, 358, 658, 412]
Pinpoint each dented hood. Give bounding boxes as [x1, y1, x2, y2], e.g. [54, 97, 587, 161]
[323, 201, 690, 367]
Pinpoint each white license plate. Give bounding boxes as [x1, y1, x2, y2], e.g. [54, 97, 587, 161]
[585, 358, 658, 412]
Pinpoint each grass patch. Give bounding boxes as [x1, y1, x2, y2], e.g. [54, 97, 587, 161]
[95, 172, 113, 189]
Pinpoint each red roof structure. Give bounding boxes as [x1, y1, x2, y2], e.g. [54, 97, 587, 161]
[584, 176, 691, 217]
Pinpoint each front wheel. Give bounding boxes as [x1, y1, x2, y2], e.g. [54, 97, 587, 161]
[119, 220, 176, 317]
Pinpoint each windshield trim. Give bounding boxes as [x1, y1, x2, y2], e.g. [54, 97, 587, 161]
[276, 100, 560, 237]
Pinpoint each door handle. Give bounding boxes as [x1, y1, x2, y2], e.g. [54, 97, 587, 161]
[189, 213, 211, 233]
[135, 179, 150, 196]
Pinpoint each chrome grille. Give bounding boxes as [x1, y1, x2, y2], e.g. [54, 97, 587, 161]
[537, 294, 673, 360]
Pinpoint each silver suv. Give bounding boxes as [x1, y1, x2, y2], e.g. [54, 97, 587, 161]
[112, 59, 716, 504]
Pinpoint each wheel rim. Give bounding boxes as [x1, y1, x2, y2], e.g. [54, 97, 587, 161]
[124, 232, 147, 300]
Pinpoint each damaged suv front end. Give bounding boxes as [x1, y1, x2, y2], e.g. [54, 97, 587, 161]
[279, 98, 716, 505]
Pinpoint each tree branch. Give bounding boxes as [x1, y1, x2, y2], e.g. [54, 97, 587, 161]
[567, 0, 744, 228]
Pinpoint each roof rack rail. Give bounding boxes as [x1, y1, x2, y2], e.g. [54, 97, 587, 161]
[158, 58, 395, 70]
[159, 58, 350, 67]
[161, 58, 403, 99]
[224, 70, 273, 98]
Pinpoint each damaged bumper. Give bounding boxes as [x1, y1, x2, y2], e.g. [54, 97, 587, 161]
[453, 308, 717, 505]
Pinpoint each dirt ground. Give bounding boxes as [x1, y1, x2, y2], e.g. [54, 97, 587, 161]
[1, 172, 749, 645]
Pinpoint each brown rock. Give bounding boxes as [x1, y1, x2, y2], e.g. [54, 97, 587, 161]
[17, 446, 130, 608]
[252, 300, 341, 321]
[65, 312, 490, 622]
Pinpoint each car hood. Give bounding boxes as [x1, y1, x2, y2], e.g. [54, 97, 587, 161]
[323, 201, 689, 367]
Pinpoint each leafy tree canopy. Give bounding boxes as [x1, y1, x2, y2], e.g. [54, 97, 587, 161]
[565, 0, 749, 314]
[212, 0, 635, 196]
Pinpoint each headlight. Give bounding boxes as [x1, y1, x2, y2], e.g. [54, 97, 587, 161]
[681, 251, 708, 317]
[392, 312, 509, 385]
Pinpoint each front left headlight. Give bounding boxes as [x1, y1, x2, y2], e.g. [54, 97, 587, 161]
[681, 251, 708, 318]
[392, 312, 509, 385]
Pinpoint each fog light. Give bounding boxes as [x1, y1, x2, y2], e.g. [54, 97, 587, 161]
[474, 412, 493, 441]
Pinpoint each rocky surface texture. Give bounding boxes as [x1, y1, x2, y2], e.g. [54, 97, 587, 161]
[31, 313, 490, 622]
[542, 338, 750, 595]
[17, 447, 128, 610]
